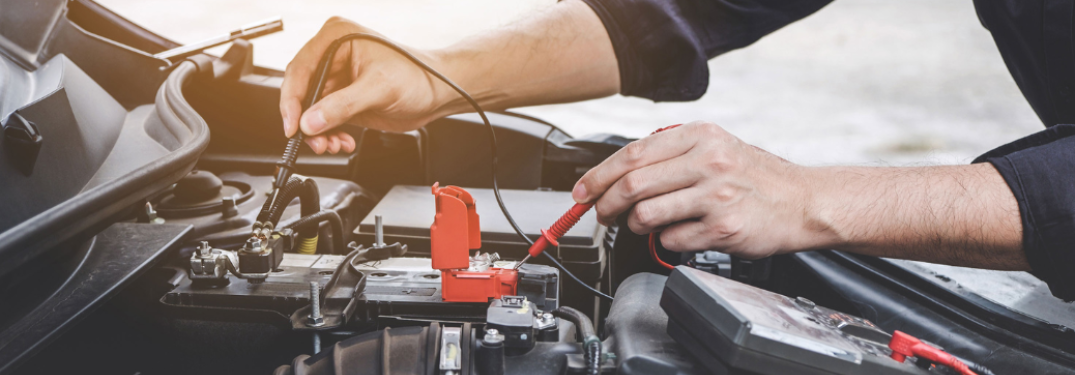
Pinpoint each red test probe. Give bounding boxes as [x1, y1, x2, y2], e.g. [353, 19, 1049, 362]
[513, 203, 594, 270]
[515, 124, 684, 271]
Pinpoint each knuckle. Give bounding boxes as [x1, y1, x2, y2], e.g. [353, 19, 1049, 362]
[622, 141, 647, 166]
[703, 153, 734, 173]
[709, 217, 742, 239]
[594, 203, 612, 223]
[713, 186, 738, 202]
[696, 121, 725, 136]
[324, 16, 346, 26]
[660, 232, 683, 252]
[631, 201, 659, 228]
[620, 173, 646, 199]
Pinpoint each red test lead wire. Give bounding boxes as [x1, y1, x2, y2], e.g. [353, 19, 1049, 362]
[513, 203, 594, 270]
[648, 124, 682, 270]
[888, 331, 977, 375]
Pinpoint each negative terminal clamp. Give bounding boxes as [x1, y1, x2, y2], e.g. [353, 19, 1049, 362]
[189, 241, 231, 285]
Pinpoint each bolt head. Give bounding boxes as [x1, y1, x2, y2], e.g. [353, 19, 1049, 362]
[483, 329, 504, 343]
[198, 241, 212, 256]
[307, 315, 324, 326]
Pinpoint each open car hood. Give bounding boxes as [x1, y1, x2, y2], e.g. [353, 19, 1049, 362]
[0, 0, 207, 277]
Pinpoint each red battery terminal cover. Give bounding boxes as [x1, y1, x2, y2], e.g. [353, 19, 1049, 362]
[431, 183, 517, 302]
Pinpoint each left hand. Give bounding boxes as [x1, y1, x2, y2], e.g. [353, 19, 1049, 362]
[571, 121, 836, 259]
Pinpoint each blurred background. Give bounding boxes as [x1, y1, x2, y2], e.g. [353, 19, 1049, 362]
[99, 0, 1042, 166]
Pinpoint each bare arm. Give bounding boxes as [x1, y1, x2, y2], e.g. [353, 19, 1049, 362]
[279, 0, 618, 153]
[572, 122, 1028, 271]
[433, 0, 620, 113]
[810, 164, 1027, 270]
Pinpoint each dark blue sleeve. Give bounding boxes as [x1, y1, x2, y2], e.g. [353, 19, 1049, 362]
[975, 124, 1075, 300]
[580, 0, 832, 101]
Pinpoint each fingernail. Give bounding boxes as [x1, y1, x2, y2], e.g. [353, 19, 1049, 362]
[572, 183, 587, 203]
[303, 110, 327, 133]
[283, 113, 292, 136]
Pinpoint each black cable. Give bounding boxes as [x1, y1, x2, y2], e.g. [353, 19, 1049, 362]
[305, 33, 612, 301]
[543, 252, 613, 300]
[284, 210, 345, 254]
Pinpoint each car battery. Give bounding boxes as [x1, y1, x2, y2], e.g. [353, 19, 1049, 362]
[162, 254, 559, 324]
[354, 185, 611, 308]
[661, 266, 930, 375]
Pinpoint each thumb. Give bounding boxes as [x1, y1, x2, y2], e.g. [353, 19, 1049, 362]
[299, 81, 387, 136]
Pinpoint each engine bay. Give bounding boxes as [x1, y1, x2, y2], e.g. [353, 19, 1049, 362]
[4, 2, 1075, 375]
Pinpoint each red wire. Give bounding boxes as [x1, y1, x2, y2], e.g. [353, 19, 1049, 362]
[645, 124, 682, 271]
[649, 233, 675, 270]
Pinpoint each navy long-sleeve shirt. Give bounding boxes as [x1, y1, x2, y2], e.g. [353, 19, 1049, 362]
[580, 0, 1075, 299]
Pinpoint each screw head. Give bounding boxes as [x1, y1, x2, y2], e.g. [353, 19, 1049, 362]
[483, 329, 503, 343]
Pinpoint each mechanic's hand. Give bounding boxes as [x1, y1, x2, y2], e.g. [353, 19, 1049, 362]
[571, 121, 835, 259]
[280, 17, 451, 154]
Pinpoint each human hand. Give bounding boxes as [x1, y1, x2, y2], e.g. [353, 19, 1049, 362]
[571, 121, 835, 259]
[280, 17, 453, 154]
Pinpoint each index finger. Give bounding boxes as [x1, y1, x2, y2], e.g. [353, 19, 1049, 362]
[280, 20, 353, 136]
[572, 123, 699, 204]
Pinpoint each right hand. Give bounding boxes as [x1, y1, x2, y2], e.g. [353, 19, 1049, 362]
[280, 17, 452, 154]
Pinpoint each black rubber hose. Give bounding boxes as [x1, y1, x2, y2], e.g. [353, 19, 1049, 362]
[553, 306, 601, 375]
[285, 210, 345, 254]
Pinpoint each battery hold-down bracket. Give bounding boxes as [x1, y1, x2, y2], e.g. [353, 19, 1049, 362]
[431, 183, 518, 302]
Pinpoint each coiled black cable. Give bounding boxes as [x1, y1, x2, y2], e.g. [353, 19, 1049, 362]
[302, 33, 612, 301]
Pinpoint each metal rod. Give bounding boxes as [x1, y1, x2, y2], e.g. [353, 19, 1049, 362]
[154, 16, 284, 61]
[310, 281, 322, 319]
[374, 215, 384, 247]
[513, 254, 531, 270]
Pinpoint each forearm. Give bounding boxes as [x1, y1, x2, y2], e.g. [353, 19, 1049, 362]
[430, 0, 619, 114]
[807, 163, 1028, 270]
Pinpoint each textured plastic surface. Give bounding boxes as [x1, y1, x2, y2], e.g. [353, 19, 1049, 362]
[0, 223, 191, 374]
[661, 266, 927, 375]
[604, 273, 705, 375]
[794, 251, 1075, 374]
